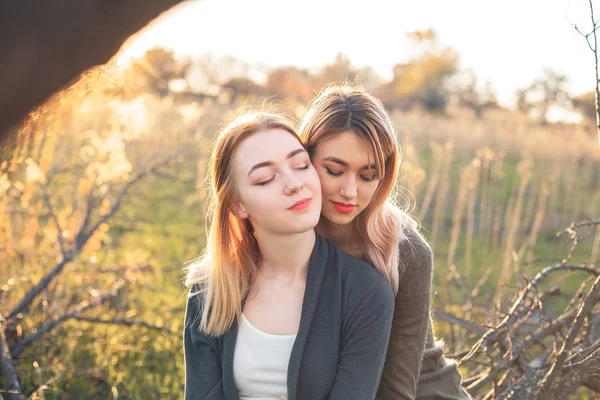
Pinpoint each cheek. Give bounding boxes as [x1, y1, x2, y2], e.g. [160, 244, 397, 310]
[306, 169, 322, 193]
[361, 182, 379, 203]
[315, 170, 337, 197]
[242, 188, 278, 215]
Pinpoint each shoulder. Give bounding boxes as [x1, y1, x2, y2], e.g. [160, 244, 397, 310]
[397, 224, 434, 293]
[338, 246, 395, 308]
[184, 284, 208, 330]
[184, 290, 202, 327]
[317, 233, 394, 304]
[400, 225, 433, 262]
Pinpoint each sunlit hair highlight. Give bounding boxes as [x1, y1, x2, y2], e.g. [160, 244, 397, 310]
[185, 111, 299, 336]
[298, 83, 417, 294]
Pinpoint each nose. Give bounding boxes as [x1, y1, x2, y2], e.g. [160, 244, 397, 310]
[283, 169, 304, 195]
[340, 175, 357, 199]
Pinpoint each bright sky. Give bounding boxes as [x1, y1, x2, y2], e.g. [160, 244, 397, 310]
[117, 0, 594, 108]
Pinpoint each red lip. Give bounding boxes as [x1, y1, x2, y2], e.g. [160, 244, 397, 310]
[332, 201, 356, 213]
[289, 198, 312, 211]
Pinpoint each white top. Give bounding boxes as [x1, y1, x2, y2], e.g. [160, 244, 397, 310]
[233, 314, 297, 400]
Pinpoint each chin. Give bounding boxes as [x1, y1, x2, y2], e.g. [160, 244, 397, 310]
[322, 210, 356, 226]
[303, 212, 322, 231]
[284, 213, 321, 234]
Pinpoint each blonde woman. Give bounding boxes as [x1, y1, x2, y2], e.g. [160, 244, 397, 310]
[183, 112, 394, 400]
[298, 85, 471, 400]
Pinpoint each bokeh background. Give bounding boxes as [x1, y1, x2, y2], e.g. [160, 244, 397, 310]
[1, 0, 600, 398]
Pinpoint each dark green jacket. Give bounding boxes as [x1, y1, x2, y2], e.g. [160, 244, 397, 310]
[184, 233, 395, 400]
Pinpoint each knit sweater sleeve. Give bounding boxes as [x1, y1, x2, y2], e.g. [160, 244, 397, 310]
[328, 269, 395, 400]
[376, 228, 433, 400]
[183, 294, 226, 400]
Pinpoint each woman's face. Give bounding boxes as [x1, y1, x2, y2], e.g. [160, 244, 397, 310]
[311, 130, 380, 226]
[231, 128, 322, 236]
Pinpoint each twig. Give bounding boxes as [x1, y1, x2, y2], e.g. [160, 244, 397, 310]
[72, 316, 174, 335]
[537, 275, 600, 397]
[564, 337, 600, 369]
[42, 185, 67, 257]
[8, 257, 73, 320]
[96, 264, 153, 274]
[590, 0, 600, 147]
[75, 156, 178, 249]
[10, 280, 125, 358]
[434, 309, 487, 336]
[8, 156, 180, 320]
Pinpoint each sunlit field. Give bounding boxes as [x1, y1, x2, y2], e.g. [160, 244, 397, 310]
[1, 45, 599, 399]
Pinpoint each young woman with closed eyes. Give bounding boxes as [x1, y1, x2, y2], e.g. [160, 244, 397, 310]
[183, 112, 394, 400]
[298, 85, 471, 400]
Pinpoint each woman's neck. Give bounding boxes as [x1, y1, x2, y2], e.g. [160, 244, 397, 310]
[316, 218, 364, 259]
[254, 229, 316, 281]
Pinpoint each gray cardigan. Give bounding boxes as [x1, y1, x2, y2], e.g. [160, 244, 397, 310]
[184, 233, 395, 400]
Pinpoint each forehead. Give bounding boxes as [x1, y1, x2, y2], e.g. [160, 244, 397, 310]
[314, 130, 374, 165]
[233, 128, 304, 173]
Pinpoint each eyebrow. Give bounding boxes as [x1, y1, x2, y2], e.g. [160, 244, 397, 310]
[247, 148, 307, 176]
[322, 156, 376, 171]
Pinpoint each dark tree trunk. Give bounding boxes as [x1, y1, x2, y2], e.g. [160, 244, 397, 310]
[0, 0, 184, 143]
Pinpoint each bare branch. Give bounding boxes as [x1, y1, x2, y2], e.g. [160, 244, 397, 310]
[72, 316, 175, 335]
[564, 337, 600, 369]
[75, 155, 180, 249]
[460, 263, 598, 366]
[42, 184, 67, 257]
[96, 264, 153, 275]
[591, 0, 600, 147]
[8, 156, 181, 321]
[75, 174, 97, 248]
[10, 280, 125, 358]
[434, 309, 487, 336]
[8, 257, 72, 320]
[537, 275, 600, 397]
[0, 320, 24, 400]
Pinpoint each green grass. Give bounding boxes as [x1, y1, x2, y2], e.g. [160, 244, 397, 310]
[5, 110, 600, 399]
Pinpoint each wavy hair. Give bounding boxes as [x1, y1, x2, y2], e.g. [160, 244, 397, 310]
[185, 111, 300, 336]
[298, 83, 417, 294]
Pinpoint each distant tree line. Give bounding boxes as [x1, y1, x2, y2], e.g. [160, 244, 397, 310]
[122, 29, 596, 127]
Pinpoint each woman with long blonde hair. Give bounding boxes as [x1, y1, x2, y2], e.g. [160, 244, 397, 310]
[298, 84, 470, 400]
[184, 111, 394, 400]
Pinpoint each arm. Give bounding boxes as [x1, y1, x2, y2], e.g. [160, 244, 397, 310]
[376, 231, 433, 400]
[328, 279, 395, 400]
[183, 294, 225, 400]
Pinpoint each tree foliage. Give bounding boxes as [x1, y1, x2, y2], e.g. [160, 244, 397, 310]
[516, 69, 571, 125]
[375, 29, 459, 113]
[573, 91, 596, 122]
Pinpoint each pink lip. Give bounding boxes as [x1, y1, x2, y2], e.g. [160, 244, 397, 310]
[332, 201, 356, 213]
[289, 198, 312, 211]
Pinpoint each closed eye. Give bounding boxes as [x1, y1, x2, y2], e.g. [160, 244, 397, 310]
[256, 176, 275, 186]
[360, 175, 379, 182]
[296, 164, 310, 170]
[325, 167, 342, 177]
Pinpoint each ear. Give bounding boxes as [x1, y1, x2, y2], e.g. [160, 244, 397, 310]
[231, 202, 249, 219]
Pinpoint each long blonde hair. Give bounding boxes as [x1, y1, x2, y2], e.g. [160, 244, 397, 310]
[298, 83, 417, 294]
[185, 112, 300, 336]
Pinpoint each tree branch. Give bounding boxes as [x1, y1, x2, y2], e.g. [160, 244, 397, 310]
[75, 156, 180, 249]
[590, 0, 600, 147]
[8, 156, 180, 321]
[8, 257, 72, 320]
[434, 309, 487, 336]
[10, 280, 125, 358]
[42, 184, 67, 257]
[537, 275, 600, 397]
[72, 316, 174, 335]
[460, 263, 599, 365]
[0, 320, 24, 400]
